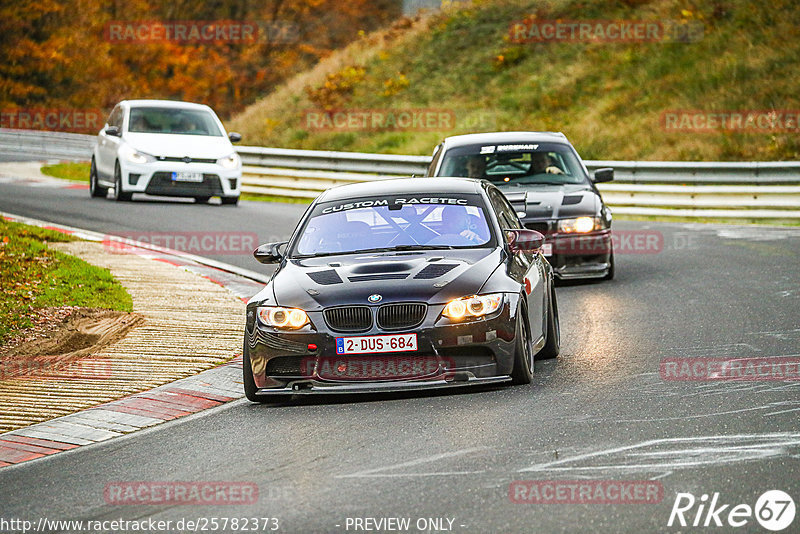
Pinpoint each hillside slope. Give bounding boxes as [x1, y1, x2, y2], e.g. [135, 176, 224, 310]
[228, 0, 800, 161]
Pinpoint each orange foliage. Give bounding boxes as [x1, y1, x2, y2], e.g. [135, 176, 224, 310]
[0, 0, 400, 128]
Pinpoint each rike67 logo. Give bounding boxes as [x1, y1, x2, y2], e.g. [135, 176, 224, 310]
[668, 490, 796, 531]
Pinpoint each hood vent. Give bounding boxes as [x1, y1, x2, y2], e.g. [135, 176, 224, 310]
[562, 195, 583, 205]
[414, 263, 458, 279]
[348, 273, 408, 282]
[308, 269, 343, 285]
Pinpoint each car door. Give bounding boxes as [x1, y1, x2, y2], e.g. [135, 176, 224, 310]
[488, 188, 546, 337]
[96, 105, 123, 180]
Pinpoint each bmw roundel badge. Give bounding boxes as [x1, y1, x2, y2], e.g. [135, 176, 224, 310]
[368, 294, 382, 303]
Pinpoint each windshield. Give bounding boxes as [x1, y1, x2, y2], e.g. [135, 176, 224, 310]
[438, 142, 588, 185]
[127, 107, 223, 136]
[293, 196, 493, 257]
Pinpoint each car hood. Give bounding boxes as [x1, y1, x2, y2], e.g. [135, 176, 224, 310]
[269, 248, 504, 311]
[124, 133, 234, 159]
[499, 183, 600, 219]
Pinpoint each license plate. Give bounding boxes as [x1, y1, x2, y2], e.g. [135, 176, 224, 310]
[336, 333, 418, 355]
[171, 172, 203, 182]
[541, 243, 553, 256]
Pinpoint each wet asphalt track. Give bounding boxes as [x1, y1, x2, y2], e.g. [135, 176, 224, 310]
[1, 180, 799, 533]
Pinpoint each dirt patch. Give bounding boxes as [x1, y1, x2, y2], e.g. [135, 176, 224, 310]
[0, 307, 143, 379]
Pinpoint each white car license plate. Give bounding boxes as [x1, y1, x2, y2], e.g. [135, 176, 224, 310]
[171, 172, 203, 182]
[541, 243, 553, 256]
[336, 333, 417, 355]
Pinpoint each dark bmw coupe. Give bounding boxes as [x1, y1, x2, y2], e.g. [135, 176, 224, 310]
[243, 177, 559, 402]
[427, 132, 615, 280]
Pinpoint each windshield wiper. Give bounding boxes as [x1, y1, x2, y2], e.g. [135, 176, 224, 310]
[292, 245, 455, 259]
[512, 180, 569, 186]
[353, 245, 456, 253]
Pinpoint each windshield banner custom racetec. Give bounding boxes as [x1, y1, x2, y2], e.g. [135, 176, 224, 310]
[294, 194, 494, 256]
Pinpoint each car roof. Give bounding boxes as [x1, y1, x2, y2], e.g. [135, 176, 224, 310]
[318, 177, 484, 203]
[121, 99, 212, 111]
[441, 131, 571, 148]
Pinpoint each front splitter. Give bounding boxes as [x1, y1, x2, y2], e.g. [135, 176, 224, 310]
[255, 375, 512, 395]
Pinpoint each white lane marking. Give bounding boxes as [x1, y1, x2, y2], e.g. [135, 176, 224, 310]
[339, 471, 487, 478]
[519, 433, 800, 473]
[614, 404, 779, 423]
[336, 446, 489, 479]
[650, 471, 673, 481]
[766, 407, 800, 416]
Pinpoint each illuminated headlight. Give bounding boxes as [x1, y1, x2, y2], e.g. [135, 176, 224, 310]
[125, 150, 155, 164]
[442, 294, 503, 321]
[558, 216, 602, 233]
[217, 152, 240, 169]
[257, 306, 309, 329]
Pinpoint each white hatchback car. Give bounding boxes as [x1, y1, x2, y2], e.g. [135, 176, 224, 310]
[91, 99, 242, 205]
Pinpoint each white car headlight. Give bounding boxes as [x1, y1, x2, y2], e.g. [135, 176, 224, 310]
[124, 149, 155, 164]
[217, 152, 240, 169]
[442, 294, 503, 321]
[558, 216, 602, 233]
[257, 306, 309, 329]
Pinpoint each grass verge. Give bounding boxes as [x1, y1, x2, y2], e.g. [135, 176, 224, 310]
[0, 218, 133, 346]
[229, 0, 800, 161]
[240, 192, 313, 204]
[41, 162, 90, 182]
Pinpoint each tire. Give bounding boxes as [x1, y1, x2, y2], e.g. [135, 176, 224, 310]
[536, 281, 560, 360]
[194, 196, 211, 203]
[220, 196, 239, 206]
[113, 161, 132, 202]
[242, 342, 291, 404]
[603, 250, 615, 280]
[89, 158, 108, 198]
[510, 302, 534, 385]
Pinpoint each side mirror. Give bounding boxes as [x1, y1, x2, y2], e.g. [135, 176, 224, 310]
[253, 241, 287, 264]
[228, 132, 242, 143]
[592, 167, 614, 183]
[504, 229, 544, 253]
[104, 125, 121, 137]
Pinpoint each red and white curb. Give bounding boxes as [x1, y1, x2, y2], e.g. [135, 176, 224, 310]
[0, 212, 270, 468]
[0, 356, 244, 466]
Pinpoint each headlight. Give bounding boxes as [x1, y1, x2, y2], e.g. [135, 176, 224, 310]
[558, 216, 602, 233]
[125, 150, 154, 164]
[217, 152, 240, 169]
[442, 294, 503, 321]
[257, 306, 309, 329]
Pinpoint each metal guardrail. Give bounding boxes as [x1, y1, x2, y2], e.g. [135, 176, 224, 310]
[0, 129, 95, 161]
[236, 146, 800, 219]
[2, 128, 799, 219]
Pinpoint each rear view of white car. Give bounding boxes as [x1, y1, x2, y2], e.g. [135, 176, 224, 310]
[90, 99, 242, 205]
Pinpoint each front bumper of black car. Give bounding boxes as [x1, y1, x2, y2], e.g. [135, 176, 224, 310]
[524, 222, 612, 280]
[245, 297, 522, 395]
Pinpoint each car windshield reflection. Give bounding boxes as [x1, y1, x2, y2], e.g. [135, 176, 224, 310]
[293, 203, 492, 257]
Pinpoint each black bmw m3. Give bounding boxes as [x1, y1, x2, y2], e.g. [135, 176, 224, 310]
[428, 132, 616, 280]
[243, 177, 559, 402]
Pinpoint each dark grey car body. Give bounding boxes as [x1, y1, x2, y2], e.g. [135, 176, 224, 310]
[427, 132, 615, 280]
[243, 178, 560, 401]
